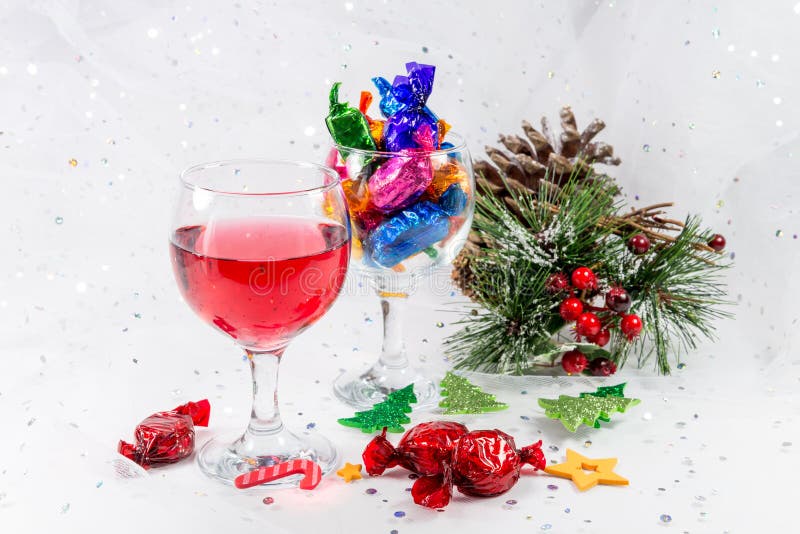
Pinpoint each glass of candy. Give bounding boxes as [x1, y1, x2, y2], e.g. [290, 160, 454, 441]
[329, 137, 474, 407]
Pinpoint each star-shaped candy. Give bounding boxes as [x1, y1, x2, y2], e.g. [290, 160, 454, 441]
[544, 449, 629, 491]
[336, 462, 363, 483]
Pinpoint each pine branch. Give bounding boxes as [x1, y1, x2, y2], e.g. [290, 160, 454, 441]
[449, 171, 732, 375]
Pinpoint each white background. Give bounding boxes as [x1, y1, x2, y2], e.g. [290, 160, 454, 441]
[1, 1, 798, 532]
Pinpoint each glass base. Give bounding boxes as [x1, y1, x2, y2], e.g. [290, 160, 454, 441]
[197, 427, 338, 488]
[333, 359, 439, 409]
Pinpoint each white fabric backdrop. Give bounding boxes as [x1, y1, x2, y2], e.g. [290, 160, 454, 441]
[1, 1, 797, 532]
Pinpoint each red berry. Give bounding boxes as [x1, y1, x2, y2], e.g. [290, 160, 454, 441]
[561, 350, 588, 375]
[559, 298, 584, 321]
[575, 312, 601, 337]
[620, 314, 643, 340]
[589, 357, 617, 376]
[605, 286, 631, 313]
[708, 234, 726, 252]
[589, 328, 611, 347]
[545, 273, 570, 294]
[627, 234, 651, 254]
[570, 267, 597, 291]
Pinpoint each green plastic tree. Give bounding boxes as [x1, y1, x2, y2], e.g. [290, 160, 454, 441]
[439, 372, 508, 414]
[338, 384, 417, 433]
[537, 394, 640, 432]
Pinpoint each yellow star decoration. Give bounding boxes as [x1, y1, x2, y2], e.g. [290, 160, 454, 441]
[336, 462, 363, 483]
[544, 449, 629, 491]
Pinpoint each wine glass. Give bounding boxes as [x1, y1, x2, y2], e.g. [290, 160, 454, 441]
[329, 134, 474, 408]
[170, 159, 351, 486]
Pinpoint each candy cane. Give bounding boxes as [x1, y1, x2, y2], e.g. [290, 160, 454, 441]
[234, 459, 322, 490]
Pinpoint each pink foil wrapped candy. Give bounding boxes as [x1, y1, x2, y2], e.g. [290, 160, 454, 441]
[367, 125, 434, 212]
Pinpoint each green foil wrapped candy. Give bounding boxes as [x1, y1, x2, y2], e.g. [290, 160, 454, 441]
[325, 82, 377, 151]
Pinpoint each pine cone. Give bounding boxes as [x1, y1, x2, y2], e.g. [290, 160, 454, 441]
[473, 106, 621, 198]
[453, 106, 622, 299]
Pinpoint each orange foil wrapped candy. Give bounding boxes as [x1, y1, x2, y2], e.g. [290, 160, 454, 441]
[426, 161, 468, 200]
[437, 119, 451, 147]
[341, 179, 384, 239]
[341, 178, 370, 214]
[359, 91, 386, 148]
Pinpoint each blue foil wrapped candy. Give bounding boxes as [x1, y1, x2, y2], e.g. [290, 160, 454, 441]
[439, 183, 468, 216]
[372, 76, 404, 118]
[382, 62, 439, 151]
[366, 201, 451, 268]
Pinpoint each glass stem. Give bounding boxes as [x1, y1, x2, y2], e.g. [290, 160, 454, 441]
[245, 348, 285, 438]
[377, 290, 409, 369]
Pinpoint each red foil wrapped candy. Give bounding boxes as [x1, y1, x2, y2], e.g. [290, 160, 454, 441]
[452, 429, 546, 497]
[364, 421, 467, 476]
[362, 422, 545, 508]
[118, 399, 211, 469]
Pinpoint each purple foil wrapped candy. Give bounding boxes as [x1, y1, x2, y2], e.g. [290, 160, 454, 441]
[383, 62, 439, 151]
[367, 201, 450, 268]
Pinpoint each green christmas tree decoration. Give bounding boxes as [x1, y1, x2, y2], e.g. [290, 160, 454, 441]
[537, 394, 640, 432]
[338, 384, 417, 433]
[439, 372, 509, 414]
[579, 383, 627, 398]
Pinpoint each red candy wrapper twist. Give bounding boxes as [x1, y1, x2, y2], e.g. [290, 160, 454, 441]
[118, 399, 211, 469]
[362, 421, 545, 508]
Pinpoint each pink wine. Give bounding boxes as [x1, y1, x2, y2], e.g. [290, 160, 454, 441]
[170, 217, 350, 350]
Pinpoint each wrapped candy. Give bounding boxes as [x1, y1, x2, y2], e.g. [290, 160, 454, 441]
[382, 62, 439, 151]
[362, 423, 546, 508]
[451, 430, 545, 497]
[326, 82, 377, 151]
[367, 125, 435, 212]
[118, 399, 211, 469]
[358, 91, 385, 147]
[371, 76, 404, 117]
[439, 183, 468, 216]
[426, 160, 468, 199]
[324, 147, 348, 180]
[364, 421, 468, 476]
[437, 118, 451, 147]
[341, 178, 370, 214]
[366, 201, 450, 268]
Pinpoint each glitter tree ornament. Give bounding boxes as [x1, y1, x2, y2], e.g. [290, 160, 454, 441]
[438, 372, 508, 414]
[579, 383, 627, 398]
[338, 384, 417, 433]
[537, 394, 640, 432]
